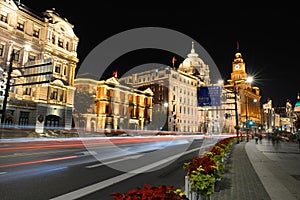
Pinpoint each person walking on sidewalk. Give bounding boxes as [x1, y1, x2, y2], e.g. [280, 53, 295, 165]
[259, 134, 263, 144]
[297, 132, 300, 149]
[255, 134, 259, 144]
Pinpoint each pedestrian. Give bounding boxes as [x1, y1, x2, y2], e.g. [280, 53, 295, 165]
[259, 134, 263, 144]
[297, 132, 300, 149]
[246, 133, 250, 142]
[255, 134, 258, 144]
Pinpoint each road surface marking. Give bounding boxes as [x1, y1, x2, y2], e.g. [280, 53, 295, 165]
[50, 146, 202, 200]
[85, 154, 144, 168]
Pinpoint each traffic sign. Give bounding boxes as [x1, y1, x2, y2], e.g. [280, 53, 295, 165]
[197, 86, 221, 106]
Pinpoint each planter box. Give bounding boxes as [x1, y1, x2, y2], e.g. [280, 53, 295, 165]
[184, 176, 212, 200]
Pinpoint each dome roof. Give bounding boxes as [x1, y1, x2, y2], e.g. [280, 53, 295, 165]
[294, 93, 300, 112]
[177, 41, 210, 84]
[179, 41, 205, 69]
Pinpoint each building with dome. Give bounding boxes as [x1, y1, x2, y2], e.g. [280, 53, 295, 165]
[119, 42, 219, 133]
[294, 94, 300, 113]
[178, 41, 210, 85]
[293, 94, 300, 132]
[0, 0, 79, 131]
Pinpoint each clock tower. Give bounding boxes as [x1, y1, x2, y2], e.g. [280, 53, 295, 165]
[231, 52, 248, 81]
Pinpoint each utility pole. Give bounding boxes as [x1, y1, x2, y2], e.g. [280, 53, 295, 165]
[245, 95, 249, 141]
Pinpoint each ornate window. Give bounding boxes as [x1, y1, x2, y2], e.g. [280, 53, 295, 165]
[0, 44, 4, 57]
[17, 20, 25, 31]
[0, 12, 7, 23]
[23, 87, 31, 95]
[58, 38, 63, 48]
[33, 28, 40, 38]
[19, 111, 29, 126]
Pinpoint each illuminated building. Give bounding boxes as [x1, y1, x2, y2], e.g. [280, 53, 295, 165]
[294, 94, 300, 113]
[283, 99, 296, 133]
[224, 49, 261, 134]
[119, 42, 210, 132]
[0, 1, 79, 130]
[262, 98, 276, 132]
[293, 94, 300, 132]
[74, 76, 153, 132]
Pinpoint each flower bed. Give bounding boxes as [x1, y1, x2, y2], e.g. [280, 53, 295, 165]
[111, 136, 236, 200]
[183, 136, 235, 198]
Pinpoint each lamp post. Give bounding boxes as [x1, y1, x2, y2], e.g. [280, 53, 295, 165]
[245, 76, 253, 140]
[245, 95, 249, 141]
[163, 102, 169, 131]
[1, 45, 30, 125]
[233, 81, 240, 143]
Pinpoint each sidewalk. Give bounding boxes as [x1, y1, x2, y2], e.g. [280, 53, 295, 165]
[211, 138, 300, 200]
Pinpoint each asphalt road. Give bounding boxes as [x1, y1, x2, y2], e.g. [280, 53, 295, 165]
[0, 136, 210, 200]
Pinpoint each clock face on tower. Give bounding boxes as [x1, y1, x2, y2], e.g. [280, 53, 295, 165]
[234, 64, 240, 70]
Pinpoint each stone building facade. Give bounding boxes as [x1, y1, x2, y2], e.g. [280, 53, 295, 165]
[74, 76, 153, 132]
[0, 0, 79, 130]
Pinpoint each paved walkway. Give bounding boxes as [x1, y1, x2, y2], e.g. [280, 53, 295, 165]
[211, 138, 300, 200]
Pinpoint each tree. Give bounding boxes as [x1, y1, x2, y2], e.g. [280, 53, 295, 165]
[73, 90, 95, 128]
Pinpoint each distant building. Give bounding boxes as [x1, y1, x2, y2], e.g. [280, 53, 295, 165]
[0, 1, 79, 130]
[262, 98, 275, 132]
[294, 94, 300, 132]
[294, 94, 300, 113]
[262, 99, 297, 134]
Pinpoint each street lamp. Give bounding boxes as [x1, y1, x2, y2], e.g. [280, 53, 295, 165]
[1, 45, 30, 125]
[244, 76, 253, 139]
[163, 102, 169, 108]
[245, 95, 249, 139]
[162, 102, 169, 131]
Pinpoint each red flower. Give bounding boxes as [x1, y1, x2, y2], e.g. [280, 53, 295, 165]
[183, 155, 217, 177]
[111, 184, 188, 199]
[209, 146, 222, 155]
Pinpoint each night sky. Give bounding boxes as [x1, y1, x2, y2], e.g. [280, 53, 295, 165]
[20, 1, 300, 107]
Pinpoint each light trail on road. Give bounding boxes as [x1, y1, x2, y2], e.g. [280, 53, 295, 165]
[0, 155, 78, 168]
[0, 135, 205, 151]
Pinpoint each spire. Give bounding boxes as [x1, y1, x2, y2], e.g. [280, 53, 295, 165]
[188, 41, 198, 58]
[191, 41, 195, 53]
[234, 41, 243, 61]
